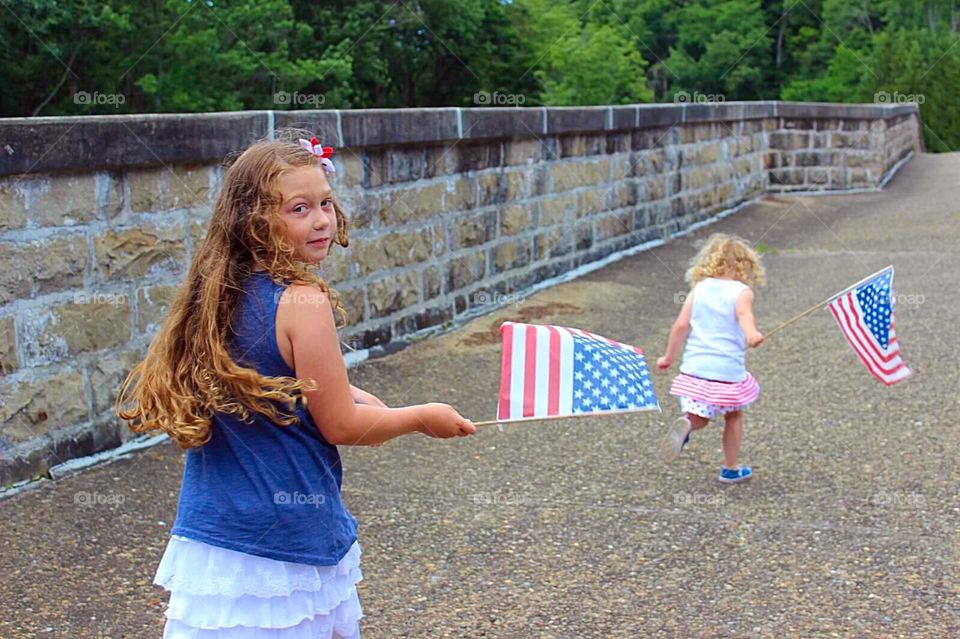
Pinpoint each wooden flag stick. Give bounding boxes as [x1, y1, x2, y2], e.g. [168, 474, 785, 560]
[473, 406, 661, 428]
[764, 265, 892, 340]
[763, 298, 831, 339]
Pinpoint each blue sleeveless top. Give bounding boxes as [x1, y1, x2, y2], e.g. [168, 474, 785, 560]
[170, 270, 358, 565]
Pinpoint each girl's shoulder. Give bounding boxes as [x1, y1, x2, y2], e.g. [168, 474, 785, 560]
[279, 282, 332, 306]
[274, 283, 334, 371]
[693, 278, 751, 302]
[702, 277, 750, 289]
[276, 282, 335, 334]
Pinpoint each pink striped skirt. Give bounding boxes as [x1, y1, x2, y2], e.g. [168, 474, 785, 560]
[669, 372, 760, 408]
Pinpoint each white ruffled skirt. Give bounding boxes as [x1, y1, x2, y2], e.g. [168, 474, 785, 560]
[154, 535, 363, 638]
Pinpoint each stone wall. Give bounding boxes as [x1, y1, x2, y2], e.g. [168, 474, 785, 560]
[766, 104, 918, 191]
[0, 101, 920, 485]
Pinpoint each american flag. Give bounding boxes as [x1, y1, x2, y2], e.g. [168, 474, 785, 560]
[826, 266, 912, 386]
[496, 322, 659, 423]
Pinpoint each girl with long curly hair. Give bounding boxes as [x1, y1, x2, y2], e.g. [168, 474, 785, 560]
[116, 129, 475, 638]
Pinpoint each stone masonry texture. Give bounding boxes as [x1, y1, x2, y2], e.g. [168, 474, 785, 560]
[0, 102, 921, 484]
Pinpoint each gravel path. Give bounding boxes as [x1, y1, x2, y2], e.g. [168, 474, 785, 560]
[2, 153, 957, 638]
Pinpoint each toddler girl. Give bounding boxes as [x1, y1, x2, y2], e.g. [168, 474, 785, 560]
[656, 233, 765, 483]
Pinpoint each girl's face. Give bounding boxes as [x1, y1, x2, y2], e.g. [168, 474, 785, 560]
[276, 164, 337, 264]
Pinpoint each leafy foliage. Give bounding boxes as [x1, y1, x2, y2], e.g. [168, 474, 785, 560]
[2, 0, 956, 149]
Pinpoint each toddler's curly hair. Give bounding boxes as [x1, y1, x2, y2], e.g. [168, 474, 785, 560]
[685, 233, 765, 287]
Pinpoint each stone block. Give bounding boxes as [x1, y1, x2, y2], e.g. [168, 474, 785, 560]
[803, 168, 828, 186]
[533, 229, 569, 260]
[694, 142, 725, 165]
[503, 171, 529, 201]
[559, 134, 605, 158]
[42, 173, 101, 226]
[834, 131, 873, 150]
[634, 148, 668, 176]
[0, 369, 88, 444]
[843, 153, 882, 169]
[0, 234, 87, 304]
[95, 224, 186, 281]
[340, 108, 459, 148]
[500, 204, 533, 236]
[333, 150, 365, 188]
[453, 211, 497, 249]
[168, 164, 212, 209]
[504, 139, 543, 166]
[643, 176, 668, 201]
[318, 247, 351, 282]
[491, 240, 531, 274]
[795, 151, 835, 167]
[461, 108, 544, 140]
[546, 107, 609, 134]
[137, 285, 179, 334]
[333, 287, 365, 326]
[422, 266, 443, 300]
[548, 159, 608, 191]
[457, 142, 503, 173]
[477, 172, 508, 207]
[382, 182, 446, 224]
[20, 299, 131, 365]
[769, 131, 809, 150]
[386, 147, 429, 184]
[769, 169, 804, 187]
[89, 350, 140, 415]
[352, 228, 434, 276]
[127, 166, 210, 213]
[539, 192, 577, 227]
[446, 177, 475, 213]
[0, 178, 28, 230]
[636, 105, 684, 129]
[575, 223, 593, 251]
[580, 188, 609, 217]
[446, 253, 486, 291]
[367, 271, 419, 319]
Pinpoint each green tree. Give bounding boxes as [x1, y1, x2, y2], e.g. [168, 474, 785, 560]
[135, 0, 349, 112]
[657, 0, 772, 101]
[1, 0, 957, 151]
[781, 0, 959, 151]
[515, 0, 651, 105]
[293, 0, 538, 108]
[0, 0, 133, 115]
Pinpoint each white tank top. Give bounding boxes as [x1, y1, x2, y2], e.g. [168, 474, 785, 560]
[679, 278, 750, 382]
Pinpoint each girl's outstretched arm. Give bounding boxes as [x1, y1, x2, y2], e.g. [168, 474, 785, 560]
[735, 288, 764, 347]
[279, 284, 475, 446]
[657, 294, 693, 372]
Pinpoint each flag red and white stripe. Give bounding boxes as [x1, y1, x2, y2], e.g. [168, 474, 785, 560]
[826, 266, 912, 386]
[496, 322, 659, 423]
[497, 322, 573, 421]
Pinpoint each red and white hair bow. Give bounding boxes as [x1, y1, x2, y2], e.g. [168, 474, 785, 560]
[298, 136, 336, 173]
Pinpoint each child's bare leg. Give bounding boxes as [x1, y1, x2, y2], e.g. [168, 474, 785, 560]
[722, 410, 743, 468]
[687, 414, 709, 431]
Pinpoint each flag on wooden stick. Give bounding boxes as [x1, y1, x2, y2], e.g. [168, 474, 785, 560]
[496, 321, 660, 424]
[826, 265, 912, 386]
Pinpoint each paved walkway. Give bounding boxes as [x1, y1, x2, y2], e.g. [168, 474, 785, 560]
[2, 153, 958, 638]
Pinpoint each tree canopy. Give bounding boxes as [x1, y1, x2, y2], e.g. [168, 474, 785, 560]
[1, 0, 956, 150]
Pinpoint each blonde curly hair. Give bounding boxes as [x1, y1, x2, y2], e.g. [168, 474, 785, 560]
[685, 233, 765, 287]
